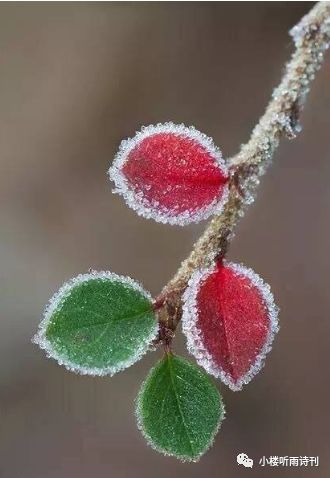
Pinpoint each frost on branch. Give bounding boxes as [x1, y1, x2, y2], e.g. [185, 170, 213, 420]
[33, 271, 158, 376]
[182, 260, 279, 391]
[109, 123, 229, 225]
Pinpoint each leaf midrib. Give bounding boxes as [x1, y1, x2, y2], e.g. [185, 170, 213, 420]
[167, 355, 196, 457]
[51, 307, 152, 333]
[216, 279, 236, 379]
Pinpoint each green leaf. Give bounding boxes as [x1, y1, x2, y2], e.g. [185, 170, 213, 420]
[136, 353, 225, 462]
[33, 271, 158, 376]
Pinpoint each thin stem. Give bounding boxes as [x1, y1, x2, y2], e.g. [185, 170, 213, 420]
[155, 2, 330, 339]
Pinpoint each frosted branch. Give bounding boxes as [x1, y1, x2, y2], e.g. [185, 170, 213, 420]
[156, 2, 330, 333]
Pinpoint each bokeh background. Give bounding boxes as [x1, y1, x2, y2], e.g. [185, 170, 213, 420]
[1, 2, 329, 477]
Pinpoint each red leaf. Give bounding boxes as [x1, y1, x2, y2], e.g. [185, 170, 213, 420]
[109, 123, 229, 225]
[182, 260, 279, 390]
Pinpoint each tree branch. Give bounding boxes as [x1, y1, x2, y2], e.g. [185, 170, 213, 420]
[155, 2, 330, 339]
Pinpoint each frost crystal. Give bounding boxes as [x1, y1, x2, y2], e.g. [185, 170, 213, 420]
[109, 122, 229, 226]
[182, 261, 279, 391]
[135, 353, 225, 462]
[33, 271, 158, 376]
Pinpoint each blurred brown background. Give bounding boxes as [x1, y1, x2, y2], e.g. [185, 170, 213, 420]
[0, 2, 329, 477]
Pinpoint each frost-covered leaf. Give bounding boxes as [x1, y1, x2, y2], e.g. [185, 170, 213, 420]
[33, 271, 158, 376]
[109, 122, 229, 226]
[182, 260, 279, 391]
[136, 353, 224, 462]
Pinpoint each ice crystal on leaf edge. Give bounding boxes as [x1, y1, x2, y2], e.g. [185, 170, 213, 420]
[182, 261, 279, 391]
[109, 122, 229, 226]
[135, 353, 226, 462]
[32, 271, 159, 377]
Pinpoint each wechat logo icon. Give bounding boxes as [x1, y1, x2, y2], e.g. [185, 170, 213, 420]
[237, 453, 253, 468]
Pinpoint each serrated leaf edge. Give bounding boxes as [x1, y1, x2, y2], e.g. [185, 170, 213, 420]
[32, 270, 158, 376]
